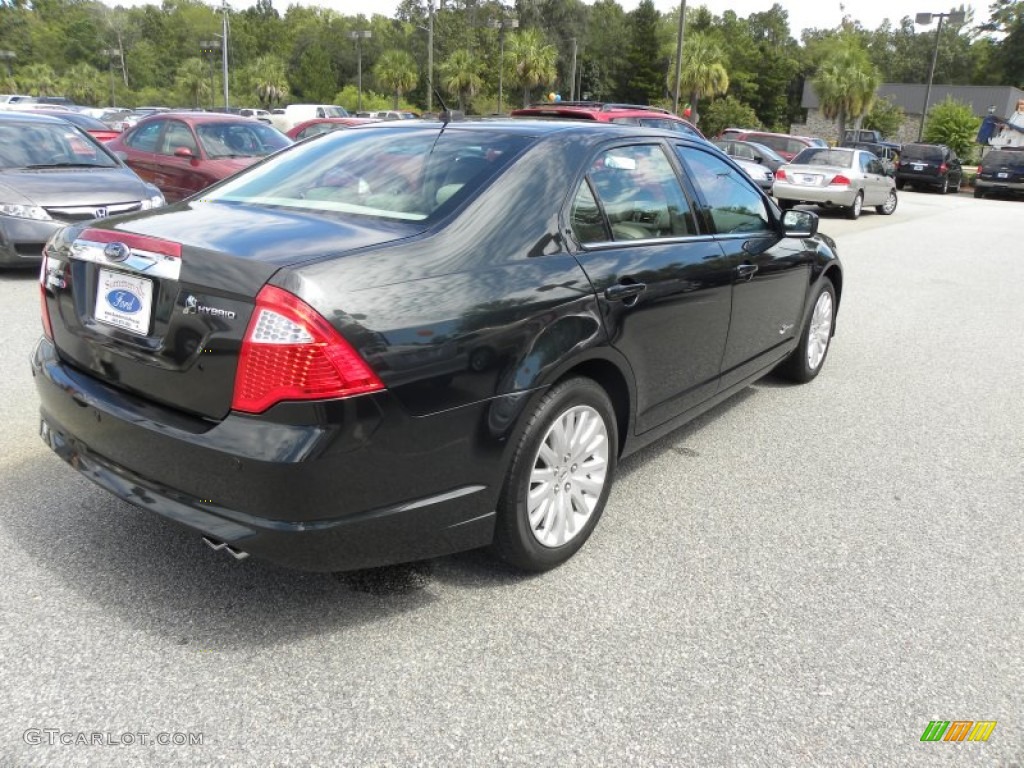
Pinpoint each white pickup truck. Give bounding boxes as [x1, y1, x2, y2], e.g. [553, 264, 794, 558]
[269, 104, 350, 132]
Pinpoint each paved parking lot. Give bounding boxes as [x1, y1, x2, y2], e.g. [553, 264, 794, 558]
[1, 190, 1021, 766]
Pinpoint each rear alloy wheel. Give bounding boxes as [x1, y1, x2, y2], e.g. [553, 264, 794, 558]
[876, 189, 898, 215]
[974, 187, 985, 199]
[775, 279, 836, 383]
[492, 378, 617, 571]
[846, 192, 863, 220]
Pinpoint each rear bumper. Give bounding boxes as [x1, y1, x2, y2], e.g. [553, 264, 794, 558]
[975, 178, 1024, 194]
[895, 171, 946, 187]
[32, 338, 500, 571]
[772, 182, 858, 207]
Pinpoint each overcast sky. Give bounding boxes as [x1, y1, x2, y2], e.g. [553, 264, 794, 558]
[250, 0, 985, 37]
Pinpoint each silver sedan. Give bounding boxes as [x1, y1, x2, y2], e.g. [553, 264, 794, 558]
[773, 147, 897, 220]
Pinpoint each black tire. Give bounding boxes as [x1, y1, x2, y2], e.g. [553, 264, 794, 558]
[895, 179, 905, 191]
[845, 192, 863, 220]
[491, 377, 618, 571]
[875, 189, 898, 215]
[775, 279, 836, 384]
[974, 187, 985, 199]
[778, 199, 795, 210]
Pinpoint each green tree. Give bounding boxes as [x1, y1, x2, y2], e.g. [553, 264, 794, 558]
[862, 95, 904, 139]
[174, 57, 210, 109]
[923, 96, 981, 160]
[16, 62, 59, 95]
[671, 32, 729, 125]
[505, 28, 558, 107]
[246, 55, 289, 108]
[439, 48, 483, 112]
[623, 0, 663, 103]
[812, 38, 880, 136]
[61, 62, 104, 106]
[373, 49, 418, 110]
[700, 95, 761, 138]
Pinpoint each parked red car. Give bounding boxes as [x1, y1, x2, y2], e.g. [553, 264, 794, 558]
[286, 117, 380, 141]
[24, 109, 121, 143]
[733, 131, 825, 161]
[510, 101, 705, 139]
[106, 112, 292, 201]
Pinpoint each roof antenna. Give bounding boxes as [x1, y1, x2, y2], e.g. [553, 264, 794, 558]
[435, 88, 451, 125]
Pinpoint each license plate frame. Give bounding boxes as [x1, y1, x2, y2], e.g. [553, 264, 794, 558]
[95, 268, 154, 336]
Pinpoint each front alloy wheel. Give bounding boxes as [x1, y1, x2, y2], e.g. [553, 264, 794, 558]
[492, 377, 618, 571]
[876, 189, 897, 215]
[775, 279, 836, 383]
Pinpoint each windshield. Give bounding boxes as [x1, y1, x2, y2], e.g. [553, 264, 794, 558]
[0, 120, 119, 169]
[202, 127, 533, 222]
[792, 148, 855, 167]
[195, 121, 292, 159]
[325, 106, 349, 118]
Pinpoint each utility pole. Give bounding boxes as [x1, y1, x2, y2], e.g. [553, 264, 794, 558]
[348, 30, 371, 112]
[489, 17, 518, 114]
[672, 0, 687, 114]
[569, 38, 577, 102]
[915, 10, 966, 141]
[221, 0, 230, 110]
[100, 48, 119, 107]
[427, 0, 434, 113]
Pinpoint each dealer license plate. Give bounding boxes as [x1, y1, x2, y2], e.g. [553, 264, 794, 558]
[95, 268, 153, 336]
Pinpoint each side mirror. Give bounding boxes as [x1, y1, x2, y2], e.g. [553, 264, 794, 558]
[781, 209, 818, 238]
[174, 146, 194, 158]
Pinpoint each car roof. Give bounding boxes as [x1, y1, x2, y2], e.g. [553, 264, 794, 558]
[136, 111, 265, 125]
[0, 110, 75, 126]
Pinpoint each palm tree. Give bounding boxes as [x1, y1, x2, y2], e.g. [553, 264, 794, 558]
[174, 58, 210, 110]
[812, 41, 880, 137]
[439, 49, 483, 112]
[248, 55, 289, 109]
[16, 63, 59, 96]
[61, 63, 104, 106]
[671, 32, 729, 125]
[373, 50, 418, 110]
[505, 28, 557, 107]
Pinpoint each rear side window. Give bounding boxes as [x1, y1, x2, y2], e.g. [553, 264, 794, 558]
[677, 148, 771, 235]
[580, 144, 696, 242]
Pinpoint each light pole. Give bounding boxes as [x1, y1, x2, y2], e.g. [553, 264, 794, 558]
[348, 30, 371, 112]
[569, 37, 577, 101]
[100, 48, 120, 107]
[672, 0, 687, 114]
[217, 0, 230, 110]
[0, 50, 14, 81]
[915, 9, 966, 141]
[488, 17, 518, 114]
[200, 40, 221, 110]
[427, 0, 434, 113]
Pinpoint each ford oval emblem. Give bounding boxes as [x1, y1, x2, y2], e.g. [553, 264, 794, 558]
[105, 289, 142, 314]
[103, 242, 131, 262]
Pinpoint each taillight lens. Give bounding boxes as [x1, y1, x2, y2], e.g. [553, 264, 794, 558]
[939, 163, 948, 173]
[830, 174, 851, 186]
[232, 285, 384, 414]
[775, 168, 787, 180]
[39, 255, 53, 340]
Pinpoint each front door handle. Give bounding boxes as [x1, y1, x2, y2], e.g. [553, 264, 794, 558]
[736, 263, 758, 281]
[604, 282, 647, 302]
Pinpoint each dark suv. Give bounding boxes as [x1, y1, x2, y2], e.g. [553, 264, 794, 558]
[973, 148, 1024, 199]
[510, 102, 704, 139]
[895, 143, 962, 193]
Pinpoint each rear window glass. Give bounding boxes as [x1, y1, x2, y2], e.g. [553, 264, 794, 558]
[901, 144, 943, 161]
[792, 148, 854, 167]
[982, 150, 1024, 170]
[203, 127, 533, 222]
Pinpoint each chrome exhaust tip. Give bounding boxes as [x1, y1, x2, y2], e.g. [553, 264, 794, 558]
[202, 536, 249, 560]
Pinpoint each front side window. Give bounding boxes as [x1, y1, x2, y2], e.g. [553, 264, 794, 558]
[678, 148, 771, 235]
[583, 144, 696, 242]
[195, 122, 291, 159]
[159, 120, 198, 156]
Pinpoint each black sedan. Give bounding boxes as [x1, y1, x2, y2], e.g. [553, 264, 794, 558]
[34, 120, 843, 572]
[0, 111, 165, 268]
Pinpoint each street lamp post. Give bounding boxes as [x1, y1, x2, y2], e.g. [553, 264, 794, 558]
[200, 40, 221, 110]
[569, 37, 577, 101]
[427, 0, 434, 114]
[100, 48, 120, 108]
[915, 10, 966, 141]
[216, 0, 230, 110]
[348, 30, 371, 112]
[672, 0, 687, 115]
[488, 17, 518, 114]
[0, 50, 15, 80]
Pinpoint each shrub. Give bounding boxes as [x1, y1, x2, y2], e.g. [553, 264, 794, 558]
[923, 97, 981, 160]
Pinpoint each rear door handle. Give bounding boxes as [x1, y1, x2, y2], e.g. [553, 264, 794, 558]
[736, 263, 758, 280]
[604, 282, 647, 302]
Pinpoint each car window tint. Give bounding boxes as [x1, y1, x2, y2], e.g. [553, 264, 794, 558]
[196, 122, 290, 158]
[587, 144, 695, 241]
[902, 144, 942, 161]
[160, 120, 198, 156]
[298, 123, 335, 140]
[570, 181, 609, 244]
[678, 148, 771, 235]
[609, 117, 639, 126]
[734, 143, 755, 160]
[793, 148, 854, 167]
[126, 120, 163, 152]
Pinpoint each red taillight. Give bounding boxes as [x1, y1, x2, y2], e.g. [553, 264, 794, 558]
[775, 168, 787, 180]
[830, 174, 851, 186]
[231, 285, 384, 414]
[39, 256, 53, 340]
[939, 163, 948, 173]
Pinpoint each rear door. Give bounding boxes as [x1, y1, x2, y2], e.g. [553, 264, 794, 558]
[567, 141, 734, 433]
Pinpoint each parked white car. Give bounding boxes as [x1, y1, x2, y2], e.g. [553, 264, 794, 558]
[269, 104, 349, 132]
[0, 94, 37, 110]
